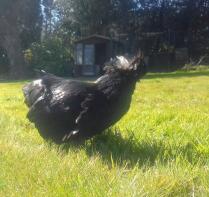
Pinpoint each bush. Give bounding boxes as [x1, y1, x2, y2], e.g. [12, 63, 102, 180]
[25, 37, 74, 77]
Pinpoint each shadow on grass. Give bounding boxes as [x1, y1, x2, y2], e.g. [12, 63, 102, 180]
[85, 130, 161, 167]
[60, 129, 205, 168]
[145, 70, 209, 79]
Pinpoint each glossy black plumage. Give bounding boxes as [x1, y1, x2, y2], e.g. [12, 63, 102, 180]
[23, 55, 146, 143]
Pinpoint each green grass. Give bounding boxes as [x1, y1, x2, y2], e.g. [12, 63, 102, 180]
[0, 70, 209, 196]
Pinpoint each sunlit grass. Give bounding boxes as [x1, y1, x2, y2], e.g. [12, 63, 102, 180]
[0, 71, 209, 196]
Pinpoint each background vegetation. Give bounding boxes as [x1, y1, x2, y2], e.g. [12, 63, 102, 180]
[0, 0, 209, 77]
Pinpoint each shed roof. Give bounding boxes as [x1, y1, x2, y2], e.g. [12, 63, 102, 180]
[75, 34, 117, 44]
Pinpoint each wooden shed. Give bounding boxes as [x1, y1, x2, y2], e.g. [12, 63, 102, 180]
[74, 34, 123, 76]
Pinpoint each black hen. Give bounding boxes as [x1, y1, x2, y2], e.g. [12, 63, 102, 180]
[23, 54, 146, 143]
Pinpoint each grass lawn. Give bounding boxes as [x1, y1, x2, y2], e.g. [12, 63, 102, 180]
[0, 70, 209, 196]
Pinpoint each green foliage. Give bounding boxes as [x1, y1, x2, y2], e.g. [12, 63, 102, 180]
[26, 37, 74, 76]
[0, 71, 209, 196]
[54, 0, 209, 57]
[55, 0, 137, 37]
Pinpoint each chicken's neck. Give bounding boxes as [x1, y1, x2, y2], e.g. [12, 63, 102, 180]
[96, 71, 138, 126]
[96, 71, 137, 102]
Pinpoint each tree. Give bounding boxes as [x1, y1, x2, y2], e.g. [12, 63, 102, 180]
[42, 0, 55, 37]
[0, 0, 42, 78]
[50, 0, 209, 59]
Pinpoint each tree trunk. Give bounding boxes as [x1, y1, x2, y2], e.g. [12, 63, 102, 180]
[0, 16, 27, 79]
[2, 34, 26, 78]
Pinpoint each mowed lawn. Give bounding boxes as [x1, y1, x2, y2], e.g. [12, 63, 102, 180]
[0, 71, 209, 197]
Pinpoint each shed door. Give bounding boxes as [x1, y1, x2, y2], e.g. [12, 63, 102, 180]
[83, 44, 95, 75]
[76, 43, 83, 64]
[84, 44, 94, 65]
